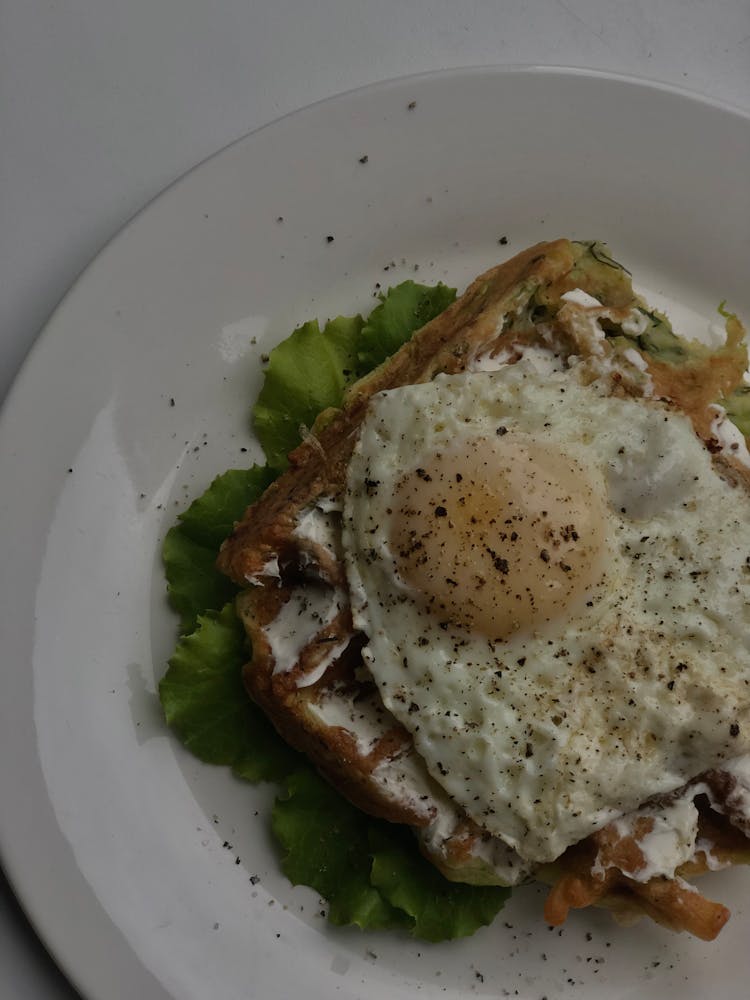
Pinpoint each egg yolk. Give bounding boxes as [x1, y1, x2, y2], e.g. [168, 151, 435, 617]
[390, 432, 609, 639]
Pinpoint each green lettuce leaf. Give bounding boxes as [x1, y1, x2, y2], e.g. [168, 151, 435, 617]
[159, 602, 300, 782]
[368, 827, 511, 941]
[356, 280, 456, 374]
[253, 315, 363, 471]
[272, 768, 409, 931]
[251, 282, 457, 472]
[163, 465, 274, 633]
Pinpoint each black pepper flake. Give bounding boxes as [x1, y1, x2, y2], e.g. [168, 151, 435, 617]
[407, 100, 417, 110]
[525, 743, 533, 758]
[326, 235, 335, 243]
[434, 505, 448, 517]
[540, 549, 550, 562]
[730, 723, 740, 737]
[364, 477, 380, 496]
[498, 236, 508, 246]
[667, 680, 675, 690]
[496, 425, 508, 436]
[358, 154, 369, 164]
[416, 467, 432, 481]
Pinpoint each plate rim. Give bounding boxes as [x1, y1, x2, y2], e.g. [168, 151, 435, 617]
[2, 61, 749, 428]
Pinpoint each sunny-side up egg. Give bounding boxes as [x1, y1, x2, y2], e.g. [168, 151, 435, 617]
[342, 360, 750, 864]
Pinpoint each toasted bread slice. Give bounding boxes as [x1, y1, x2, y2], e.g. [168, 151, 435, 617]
[218, 239, 750, 936]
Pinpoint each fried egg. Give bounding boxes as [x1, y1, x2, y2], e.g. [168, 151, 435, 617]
[342, 359, 750, 863]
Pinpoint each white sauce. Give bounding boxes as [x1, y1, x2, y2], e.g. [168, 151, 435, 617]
[263, 586, 345, 677]
[419, 796, 532, 886]
[561, 288, 603, 308]
[710, 404, 750, 469]
[295, 638, 350, 688]
[468, 346, 514, 372]
[245, 555, 280, 586]
[621, 310, 650, 338]
[370, 752, 439, 826]
[595, 799, 698, 882]
[591, 753, 750, 881]
[623, 346, 649, 371]
[292, 504, 342, 561]
[695, 839, 728, 872]
[469, 343, 562, 377]
[307, 687, 392, 756]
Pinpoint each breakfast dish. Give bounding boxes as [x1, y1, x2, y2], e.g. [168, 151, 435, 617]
[215, 239, 750, 940]
[3, 69, 749, 1000]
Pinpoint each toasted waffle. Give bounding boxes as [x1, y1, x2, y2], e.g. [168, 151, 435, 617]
[217, 239, 750, 938]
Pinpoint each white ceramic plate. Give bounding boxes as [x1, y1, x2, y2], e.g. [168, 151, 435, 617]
[1, 67, 750, 1000]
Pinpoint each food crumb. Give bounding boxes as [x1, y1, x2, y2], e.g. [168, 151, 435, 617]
[498, 236, 509, 245]
[407, 100, 417, 110]
[326, 235, 335, 243]
[358, 154, 369, 164]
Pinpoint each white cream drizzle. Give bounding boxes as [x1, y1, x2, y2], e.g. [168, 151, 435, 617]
[623, 346, 649, 371]
[561, 288, 603, 308]
[594, 799, 698, 882]
[263, 586, 345, 677]
[295, 638, 350, 688]
[307, 686, 390, 755]
[245, 555, 281, 586]
[710, 404, 750, 468]
[292, 504, 342, 560]
[592, 754, 750, 883]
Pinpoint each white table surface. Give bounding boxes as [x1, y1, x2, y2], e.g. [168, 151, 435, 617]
[2, 2, 749, 997]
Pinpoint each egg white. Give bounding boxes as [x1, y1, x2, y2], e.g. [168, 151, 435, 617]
[342, 361, 750, 863]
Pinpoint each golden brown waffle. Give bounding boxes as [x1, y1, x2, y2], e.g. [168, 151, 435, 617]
[217, 239, 750, 938]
